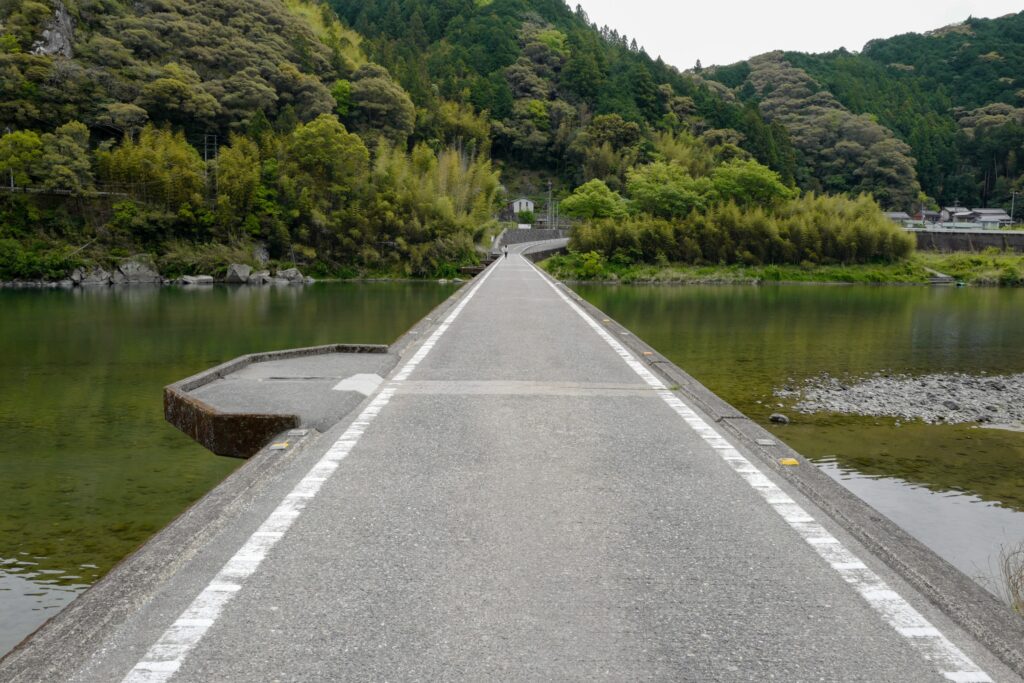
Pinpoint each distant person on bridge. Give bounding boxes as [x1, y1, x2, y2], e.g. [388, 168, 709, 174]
[503, 245, 508, 259]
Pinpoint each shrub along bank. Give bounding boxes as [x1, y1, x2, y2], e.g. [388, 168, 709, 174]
[569, 193, 915, 268]
[541, 250, 1024, 286]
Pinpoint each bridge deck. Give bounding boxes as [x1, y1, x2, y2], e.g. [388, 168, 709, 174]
[7, 247, 1018, 681]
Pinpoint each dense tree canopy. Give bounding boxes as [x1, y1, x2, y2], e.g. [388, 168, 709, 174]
[706, 12, 1024, 210]
[560, 179, 627, 219]
[2, 0, 1021, 279]
[329, 0, 802, 183]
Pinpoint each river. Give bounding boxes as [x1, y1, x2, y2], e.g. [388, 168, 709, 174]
[0, 282, 458, 655]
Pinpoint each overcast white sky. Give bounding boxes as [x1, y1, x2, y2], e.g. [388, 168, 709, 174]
[575, 1, 1023, 69]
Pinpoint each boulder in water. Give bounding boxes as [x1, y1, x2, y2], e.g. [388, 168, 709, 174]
[80, 267, 111, 286]
[225, 264, 252, 284]
[277, 267, 304, 283]
[181, 275, 214, 286]
[116, 259, 161, 284]
[248, 270, 272, 285]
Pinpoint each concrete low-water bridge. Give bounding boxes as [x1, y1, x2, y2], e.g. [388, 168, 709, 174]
[2, 241, 1023, 682]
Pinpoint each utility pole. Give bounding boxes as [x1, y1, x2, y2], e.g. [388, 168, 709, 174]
[547, 179, 553, 229]
[1012, 191, 1017, 227]
[203, 133, 219, 202]
[5, 127, 12, 191]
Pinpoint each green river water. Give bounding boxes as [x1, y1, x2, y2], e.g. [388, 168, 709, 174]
[1, 281, 1023, 654]
[0, 282, 457, 654]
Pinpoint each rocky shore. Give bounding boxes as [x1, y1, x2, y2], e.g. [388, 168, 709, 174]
[775, 372, 1024, 428]
[0, 261, 313, 289]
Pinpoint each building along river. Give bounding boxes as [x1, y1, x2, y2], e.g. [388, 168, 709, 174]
[0, 281, 459, 655]
[574, 283, 1024, 605]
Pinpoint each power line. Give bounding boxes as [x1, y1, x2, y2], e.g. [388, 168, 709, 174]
[0, 186, 127, 198]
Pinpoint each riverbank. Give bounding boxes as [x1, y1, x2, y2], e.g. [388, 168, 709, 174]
[540, 251, 1024, 286]
[0, 260, 319, 289]
[0, 232, 496, 287]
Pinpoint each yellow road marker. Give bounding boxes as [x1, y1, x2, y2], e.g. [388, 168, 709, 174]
[779, 458, 800, 466]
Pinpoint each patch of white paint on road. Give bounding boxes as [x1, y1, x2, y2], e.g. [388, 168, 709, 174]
[331, 373, 384, 396]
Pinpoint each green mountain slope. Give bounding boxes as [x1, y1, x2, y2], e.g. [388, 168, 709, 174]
[329, 0, 799, 186]
[707, 12, 1024, 210]
[0, 0, 365, 133]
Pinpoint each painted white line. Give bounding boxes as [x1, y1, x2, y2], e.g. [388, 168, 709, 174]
[122, 263, 500, 683]
[526, 260, 993, 683]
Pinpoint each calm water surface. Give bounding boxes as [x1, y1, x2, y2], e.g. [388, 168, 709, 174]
[574, 284, 1024, 598]
[0, 282, 457, 654]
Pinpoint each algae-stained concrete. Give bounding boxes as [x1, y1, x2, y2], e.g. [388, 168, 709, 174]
[2, 244, 1021, 682]
[164, 344, 394, 458]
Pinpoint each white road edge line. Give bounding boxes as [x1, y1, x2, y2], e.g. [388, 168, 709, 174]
[525, 255, 993, 683]
[121, 261, 501, 683]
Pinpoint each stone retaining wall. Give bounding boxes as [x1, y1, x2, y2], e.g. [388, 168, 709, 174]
[912, 229, 1024, 253]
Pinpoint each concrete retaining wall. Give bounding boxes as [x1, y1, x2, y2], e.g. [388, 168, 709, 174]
[912, 229, 1024, 253]
[165, 344, 387, 458]
[521, 240, 569, 263]
[497, 229, 570, 248]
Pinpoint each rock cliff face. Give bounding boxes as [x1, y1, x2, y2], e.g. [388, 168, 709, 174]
[31, 2, 73, 58]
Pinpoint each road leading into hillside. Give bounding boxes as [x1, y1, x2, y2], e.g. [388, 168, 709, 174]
[8, 244, 1018, 682]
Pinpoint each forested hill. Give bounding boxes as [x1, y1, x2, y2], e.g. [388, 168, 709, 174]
[0, 0, 501, 278]
[328, 0, 798, 185]
[0, 0, 804, 280]
[705, 12, 1024, 210]
[2, 0, 1019, 281]
[0, 0, 367, 135]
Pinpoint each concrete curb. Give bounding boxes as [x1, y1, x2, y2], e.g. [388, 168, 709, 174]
[165, 344, 387, 458]
[536, 271, 1024, 678]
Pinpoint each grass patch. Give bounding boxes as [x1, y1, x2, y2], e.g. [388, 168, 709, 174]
[281, 0, 366, 67]
[1000, 543, 1024, 614]
[916, 250, 1024, 286]
[541, 249, 1024, 287]
[155, 241, 257, 279]
[540, 252, 934, 285]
